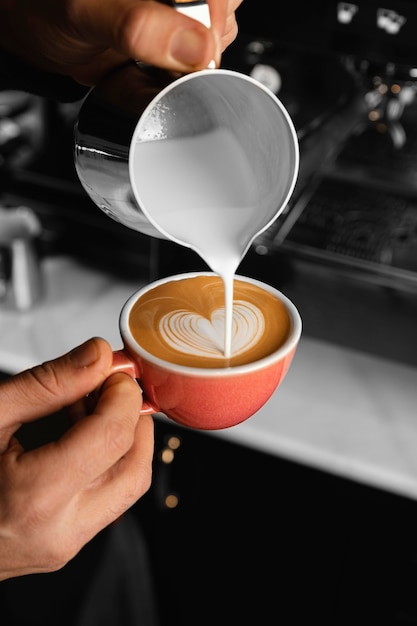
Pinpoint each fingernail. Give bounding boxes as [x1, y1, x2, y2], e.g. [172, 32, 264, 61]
[170, 28, 208, 66]
[70, 339, 99, 368]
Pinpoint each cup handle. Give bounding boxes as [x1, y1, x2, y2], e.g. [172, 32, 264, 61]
[111, 349, 158, 415]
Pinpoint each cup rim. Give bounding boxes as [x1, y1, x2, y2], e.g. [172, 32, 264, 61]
[119, 272, 302, 377]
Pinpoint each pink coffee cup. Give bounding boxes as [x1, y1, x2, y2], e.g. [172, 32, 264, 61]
[112, 272, 302, 430]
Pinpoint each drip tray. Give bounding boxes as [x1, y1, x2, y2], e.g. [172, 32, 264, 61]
[264, 174, 417, 289]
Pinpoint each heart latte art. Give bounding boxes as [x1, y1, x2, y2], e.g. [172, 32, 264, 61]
[129, 275, 291, 368]
[160, 301, 264, 358]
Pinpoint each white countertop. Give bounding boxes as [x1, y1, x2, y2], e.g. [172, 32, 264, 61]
[1, 256, 417, 500]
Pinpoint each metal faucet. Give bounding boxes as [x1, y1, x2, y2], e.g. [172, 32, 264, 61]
[0, 205, 43, 310]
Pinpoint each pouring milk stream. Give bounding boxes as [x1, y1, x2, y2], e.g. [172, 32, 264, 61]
[74, 1, 299, 360]
[131, 128, 274, 359]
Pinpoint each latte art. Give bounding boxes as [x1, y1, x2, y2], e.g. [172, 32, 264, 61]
[128, 275, 291, 368]
[160, 301, 265, 359]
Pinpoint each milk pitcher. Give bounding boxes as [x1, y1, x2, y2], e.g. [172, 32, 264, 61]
[73, 3, 299, 245]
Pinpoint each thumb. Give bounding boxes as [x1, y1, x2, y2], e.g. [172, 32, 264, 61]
[0, 338, 114, 432]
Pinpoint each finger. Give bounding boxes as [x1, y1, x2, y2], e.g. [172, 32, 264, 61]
[219, 0, 240, 51]
[0, 338, 114, 433]
[0, 412, 153, 578]
[23, 372, 144, 503]
[66, 397, 90, 424]
[77, 0, 218, 72]
[207, 0, 228, 38]
[75, 413, 154, 535]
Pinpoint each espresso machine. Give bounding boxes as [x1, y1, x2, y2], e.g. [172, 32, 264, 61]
[222, 0, 417, 286]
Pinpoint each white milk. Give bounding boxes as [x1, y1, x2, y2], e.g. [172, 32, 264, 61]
[132, 127, 263, 359]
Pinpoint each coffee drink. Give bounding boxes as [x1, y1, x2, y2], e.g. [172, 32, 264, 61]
[128, 274, 291, 368]
[117, 271, 301, 429]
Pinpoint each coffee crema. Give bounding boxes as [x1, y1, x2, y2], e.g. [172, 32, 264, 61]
[128, 275, 291, 368]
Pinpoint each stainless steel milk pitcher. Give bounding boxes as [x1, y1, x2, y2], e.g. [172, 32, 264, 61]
[73, 61, 299, 242]
[74, 63, 174, 238]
